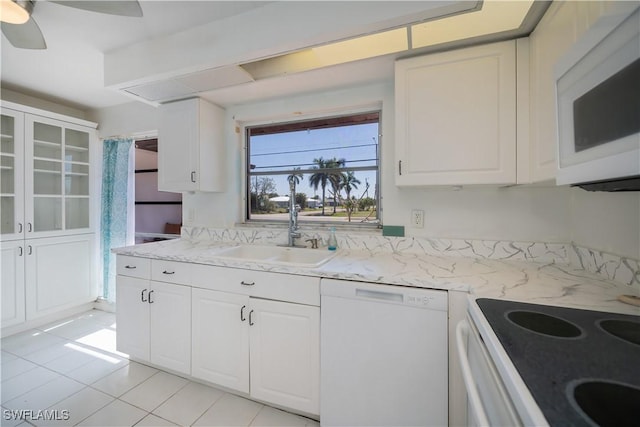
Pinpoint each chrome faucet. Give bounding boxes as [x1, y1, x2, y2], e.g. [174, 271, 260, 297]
[287, 176, 301, 247]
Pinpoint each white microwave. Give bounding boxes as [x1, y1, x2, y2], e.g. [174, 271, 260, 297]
[556, 5, 640, 190]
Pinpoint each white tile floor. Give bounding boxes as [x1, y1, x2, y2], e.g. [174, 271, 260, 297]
[1, 310, 320, 427]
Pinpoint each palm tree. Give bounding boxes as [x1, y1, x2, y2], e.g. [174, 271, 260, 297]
[341, 171, 361, 201]
[309, 157, 330, 215]
[327, 158, 345, 214]
[309, 157, 345, 215]
[287, 167, 303, 189]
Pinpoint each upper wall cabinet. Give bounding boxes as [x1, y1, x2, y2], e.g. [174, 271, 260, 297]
[1, 105, 97, 241]
[395, 40, 517, 186]
[528, 1, 580, 183]
[158, 98, 225, 192]
[528, 1, 628, 183]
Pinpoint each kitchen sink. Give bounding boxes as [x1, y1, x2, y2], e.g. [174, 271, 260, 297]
[213, 244, 337, 268]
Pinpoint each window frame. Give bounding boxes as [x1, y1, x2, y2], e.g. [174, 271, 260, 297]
[243, 110, 382, 228]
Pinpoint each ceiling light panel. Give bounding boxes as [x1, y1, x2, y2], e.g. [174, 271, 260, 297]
[411, 0, 534, 48]
[312, 27, 409, 66]
[177, 65, 255, 92]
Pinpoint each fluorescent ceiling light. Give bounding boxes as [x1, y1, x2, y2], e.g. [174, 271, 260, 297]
[242, 28, 408, 80]
[411, 0, 534, 48]
[0, 0, 31, 24]
[242, 1, 534, 81]
[312, 28, 409, 66]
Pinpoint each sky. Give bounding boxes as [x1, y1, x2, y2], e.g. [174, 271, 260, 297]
[249, 122, 379, 202]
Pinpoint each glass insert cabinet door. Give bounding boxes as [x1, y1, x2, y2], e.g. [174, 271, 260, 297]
[24, 115, 92, 235]
[0, 109, 25, 240]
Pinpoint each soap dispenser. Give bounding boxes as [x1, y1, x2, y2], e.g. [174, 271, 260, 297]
[327, 227, 337, 251]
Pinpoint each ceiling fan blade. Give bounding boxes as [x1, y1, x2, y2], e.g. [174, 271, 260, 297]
[50, 1, 143, 17]
[1, 17, 46, 49]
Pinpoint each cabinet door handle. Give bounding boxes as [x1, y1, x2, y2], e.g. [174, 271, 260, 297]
[240, 305, 246, 322]
[18, 246, 23, 256]
[27, 245, 32, 255]
[27, 222, 33, 232]
[249, 309, 254, 326]
[162, 270, 175, 275]
[141, 289, 148, 303]
[398, 160, 402, 175]
[18, 223, 22, 233]
[240, 281, 255, 286]
[191, 171, 196, 183]
[148, 290, 154, 304]
[125, 265, 137, 269]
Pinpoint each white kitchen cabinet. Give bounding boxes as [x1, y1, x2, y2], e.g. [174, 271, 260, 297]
[249, 298, 320, 415]
[2, 234, 94, 329]
[25, 234, 94, 320]
[1, 108, 25, 241]
[158, 98, 225, 192]
[1, 105, 96, 241]
[527, 1, 627, 183]
[116, 258, 192, 375]
[1, 241, 25, 328]
[148, 280, 191, 373]
[191, 287, 320, 415]
[190, 264, 320, 415]
[395, 40, 516, 186]
[528, 1, 579, 183]
[115, 275, 150, 360]
[192, 288, 250, 392]
[1, 102, 97, 333]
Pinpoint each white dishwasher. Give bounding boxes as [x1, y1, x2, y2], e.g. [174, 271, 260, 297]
[320, 278, 448, 427]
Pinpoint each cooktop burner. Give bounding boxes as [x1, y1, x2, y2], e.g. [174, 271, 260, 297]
[476, 298, 640, 427]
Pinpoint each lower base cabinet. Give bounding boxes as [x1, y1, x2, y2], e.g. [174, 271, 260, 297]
[1, 241, 26, 328]
[191, 288, 320, 415]
[116, 276, 191, 375]
[116, 255, 320, 416]
[2, 234, 94, 332]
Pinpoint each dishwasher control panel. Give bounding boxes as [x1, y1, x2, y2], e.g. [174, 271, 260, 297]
[321, 278, 448, 312]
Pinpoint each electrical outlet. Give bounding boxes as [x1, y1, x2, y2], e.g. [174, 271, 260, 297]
[411, 209, 424, 228]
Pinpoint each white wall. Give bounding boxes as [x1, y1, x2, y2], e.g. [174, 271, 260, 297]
[87, 101, 159, 139]
[85, 83, 639, 259]
[570, 189, 640, 259]
[1, 88, 86, 119]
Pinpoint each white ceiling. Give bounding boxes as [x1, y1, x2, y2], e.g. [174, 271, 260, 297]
[0, 1, 544, 112]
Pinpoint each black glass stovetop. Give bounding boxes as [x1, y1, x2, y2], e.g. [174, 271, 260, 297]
[476, 298, 640, 427]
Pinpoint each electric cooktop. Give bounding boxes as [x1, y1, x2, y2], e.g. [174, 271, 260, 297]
[476, 298, 640, 427]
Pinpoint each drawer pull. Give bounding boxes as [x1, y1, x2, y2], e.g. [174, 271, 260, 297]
[141, 289, 148, 303]
[240, 305, 247, 322]
[162, 270, 175, 275]
[240, 281, 255, 286]
[125, 265, 137, 269]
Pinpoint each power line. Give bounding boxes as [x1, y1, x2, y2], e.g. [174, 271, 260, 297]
[253, 158, 378, 170]
[251, 143, 378, 157]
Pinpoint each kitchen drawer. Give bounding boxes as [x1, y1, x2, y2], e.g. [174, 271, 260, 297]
[151, 260, 192, 285]
[191, 264, 320, 306]
[117, 255, 151, 279]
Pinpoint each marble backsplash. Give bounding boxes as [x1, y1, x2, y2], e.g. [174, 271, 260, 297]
[181, 226, 640, 289]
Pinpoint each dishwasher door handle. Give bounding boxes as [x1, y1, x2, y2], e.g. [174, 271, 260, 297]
[355, 289, 403, 302]
[456, 320, 490, 427]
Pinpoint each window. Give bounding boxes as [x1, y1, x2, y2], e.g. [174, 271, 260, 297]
[246, 112, 380, 225]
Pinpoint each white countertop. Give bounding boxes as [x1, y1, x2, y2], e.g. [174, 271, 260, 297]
[113, 238, 640, 316]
